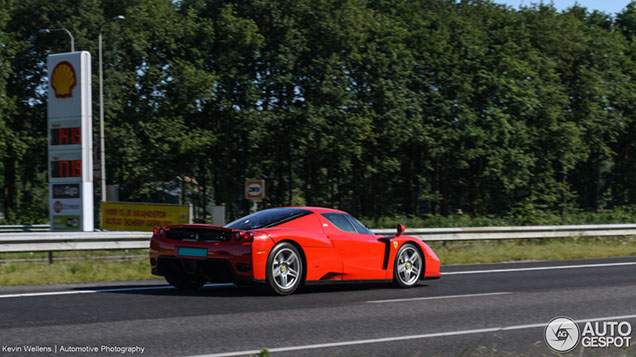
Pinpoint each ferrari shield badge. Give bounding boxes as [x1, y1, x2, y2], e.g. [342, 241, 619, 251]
[393, 241, 398, 249]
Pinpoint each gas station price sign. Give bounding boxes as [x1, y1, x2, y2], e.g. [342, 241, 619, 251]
[51, 160, 82, 178]
[47, 52, 93, 231]
[50, 127, 81, 146]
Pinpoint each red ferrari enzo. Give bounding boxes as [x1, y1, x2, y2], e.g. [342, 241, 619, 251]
[150, 207, 441, 295]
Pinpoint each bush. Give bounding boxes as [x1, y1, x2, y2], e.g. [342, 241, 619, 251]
[360, 206, 636, 228]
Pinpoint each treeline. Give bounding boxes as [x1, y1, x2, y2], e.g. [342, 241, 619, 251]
[3, 0, 636, 223]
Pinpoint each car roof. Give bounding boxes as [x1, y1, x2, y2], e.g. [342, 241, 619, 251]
[281, 206, 348, 214]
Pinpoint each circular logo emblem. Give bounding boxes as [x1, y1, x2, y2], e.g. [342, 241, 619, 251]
[53, 201, 62, 213]
[544, 316, 580, 353]
[248, 183, 262, 195]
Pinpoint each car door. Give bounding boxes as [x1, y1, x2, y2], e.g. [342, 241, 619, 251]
[318, 213, 387, 280]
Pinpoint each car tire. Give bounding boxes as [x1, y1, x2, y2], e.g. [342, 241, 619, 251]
[165, 274, 206, 290]
[393, 243, 423, 288]
[266, 242, 304, 296]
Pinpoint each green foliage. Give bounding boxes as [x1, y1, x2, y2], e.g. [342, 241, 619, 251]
[361, 205, 636, 228]
[3, 0, 636, 224]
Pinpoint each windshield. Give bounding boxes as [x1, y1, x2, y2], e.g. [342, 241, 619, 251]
[225, 208, 312, 230]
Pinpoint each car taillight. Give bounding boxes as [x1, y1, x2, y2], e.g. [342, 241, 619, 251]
[152, 226, 168, 239]
[234, 231, 254, 242]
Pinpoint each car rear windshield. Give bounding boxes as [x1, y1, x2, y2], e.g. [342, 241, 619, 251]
[225, 208, 312, 230]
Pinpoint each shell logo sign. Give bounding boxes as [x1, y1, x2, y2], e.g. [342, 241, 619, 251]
[47, 51, 93, 232]
[51, 61, 77, 98]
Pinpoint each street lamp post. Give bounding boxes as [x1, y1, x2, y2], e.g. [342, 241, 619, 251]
[99, 15, 125, 203]
[38, 28, 75, 52]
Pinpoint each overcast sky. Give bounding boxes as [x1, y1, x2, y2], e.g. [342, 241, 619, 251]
[492, 0, 632, 15]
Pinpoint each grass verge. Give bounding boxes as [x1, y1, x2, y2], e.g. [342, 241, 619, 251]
[0, 237, 635, 286]
[0, 250, 156, 286]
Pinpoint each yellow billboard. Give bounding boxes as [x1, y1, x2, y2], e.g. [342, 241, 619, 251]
[101, 201, 191, 231]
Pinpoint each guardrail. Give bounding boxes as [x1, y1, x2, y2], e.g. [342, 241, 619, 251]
[373, 223, 636, 241]
[1, 224, 636, 255]
[0, 224, 51, 233]
[0, 231, 151, 253]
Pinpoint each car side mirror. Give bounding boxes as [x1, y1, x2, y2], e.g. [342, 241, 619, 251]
[396, 224, 405, 237]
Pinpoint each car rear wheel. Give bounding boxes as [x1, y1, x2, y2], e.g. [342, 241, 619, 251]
[393, 243, 423, 288]
[266, 242, 303, 295]
[165, 274, 206, 290]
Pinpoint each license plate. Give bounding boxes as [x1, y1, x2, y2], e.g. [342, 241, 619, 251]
[178, 247, 207, 258]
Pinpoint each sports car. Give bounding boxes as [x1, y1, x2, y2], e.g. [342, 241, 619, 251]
[150, 207, 441, 295]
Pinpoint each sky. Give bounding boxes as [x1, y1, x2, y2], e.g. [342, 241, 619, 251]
[492, 0, 632, 15]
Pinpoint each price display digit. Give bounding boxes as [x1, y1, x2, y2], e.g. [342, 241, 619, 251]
[51, 160, 82, 178]
[51, 128, 81, 145]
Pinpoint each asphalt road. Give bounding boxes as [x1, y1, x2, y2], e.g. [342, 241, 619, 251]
[1, 256, 636, 356]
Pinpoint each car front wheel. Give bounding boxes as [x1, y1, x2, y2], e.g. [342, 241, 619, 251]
[393, 243, 423, 288]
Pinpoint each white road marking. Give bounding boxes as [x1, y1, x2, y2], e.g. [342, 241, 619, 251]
[191, 313, 636, 357]
[0, 283, 234, 299]
[443, 261, 636, 275]
[366, 291, 511, 304]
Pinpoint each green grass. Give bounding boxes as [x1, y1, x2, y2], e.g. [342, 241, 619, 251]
[0, 253, 156, 286]
[0, 237, 635, 286]
[0, 249, 147, 260]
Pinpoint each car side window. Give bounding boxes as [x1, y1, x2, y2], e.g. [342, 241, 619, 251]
[321, 213, 357, 233]
[344, 214, 374, 235]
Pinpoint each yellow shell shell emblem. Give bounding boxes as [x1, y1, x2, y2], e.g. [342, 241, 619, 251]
[51, 61, 77, 98]
[393, 241, 398, 249]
